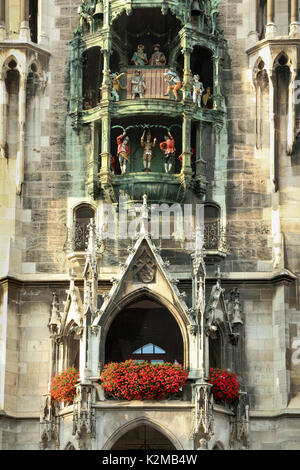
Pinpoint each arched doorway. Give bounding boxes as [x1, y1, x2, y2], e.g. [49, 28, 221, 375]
[105, 298, 184, 365]
[111, 425, 176, 450]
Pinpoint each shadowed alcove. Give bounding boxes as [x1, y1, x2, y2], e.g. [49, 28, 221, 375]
[111, 424, 176, 450]
[105, 298, 184, 365]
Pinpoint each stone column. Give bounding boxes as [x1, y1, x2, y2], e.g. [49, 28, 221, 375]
[101, 49, 112, 102]
[182, 47, 193, 102]
[16, 72, 27, 195]
[20, 0, 30, 40]
[248, 0, 259, 46]
[265, 0, 276, 37]
[290, 0, 300, 37]
[0, 0, 5, 39]
[0, 69, 6, 158]
[38, 0, 49, 45]
[181, 109, 193, 174]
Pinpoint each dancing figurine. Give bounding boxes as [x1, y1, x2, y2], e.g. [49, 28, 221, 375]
[160, 131, 176, 174]
[131, 70, 146, 99]
[192, 75, 204, 108]
[117, 131, 130, 174]
[111, 72, 126, 102]
[164, 70, 182, 101]
[141, 129, 157, 172]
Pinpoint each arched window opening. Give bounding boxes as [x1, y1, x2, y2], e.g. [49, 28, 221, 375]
[105, 299, 184, 365]
[190, 47, 213, 108]
[29, 0, 38, 43]
[82, 47, 102, 109]
[74, 204, 95, 251]
[257, 0, 267, 40]
[5, 60, 20, 159]
[254, 60, 269, 150]
[132, 343, 166, 364]
[274, 54, 291, 192]
[209, 329, 223, 370]
[111, 425, 176, 450]
[65, 325, 80, 370]
[204, 204, 220, 250]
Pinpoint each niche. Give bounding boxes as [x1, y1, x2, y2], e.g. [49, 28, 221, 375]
[254, 59, 269, 150]
[274, 54, 291, 191]
[5, 60, 20, 159]
[257, 0, 267, 40]
[29, 0, 38, 43]
[82, 47, 102, 109]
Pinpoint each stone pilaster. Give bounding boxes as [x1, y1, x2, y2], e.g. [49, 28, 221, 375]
[19, 0, 30, 40]
[290, 0, 300, 37]
[0, 0, 5, 40]
[247, 0, 258, 47]
[265, 0, 276, 38]
[16, 72, 27, 195]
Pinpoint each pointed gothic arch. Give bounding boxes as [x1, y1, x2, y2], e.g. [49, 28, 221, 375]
[272, 52, 292, 189]
[102, 290, 187, 367]
[253, 57, 269, 150]
[103, 417, 182, 450]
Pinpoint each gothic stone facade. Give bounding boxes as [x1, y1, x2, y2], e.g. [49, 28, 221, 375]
[0, 0, 300, 451]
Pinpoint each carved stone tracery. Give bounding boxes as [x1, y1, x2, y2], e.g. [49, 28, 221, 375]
[133, 248, 157, 283]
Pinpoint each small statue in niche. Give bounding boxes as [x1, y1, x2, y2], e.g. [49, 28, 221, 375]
[141, 129, 157, 172]
[149, 44, 167, 66]
[160, 131, 176, 174]
[203, 87, 213, 109]
[131, 44, 148, 67]
[117, 132, 130, 174]
[164, 70, 182, 101]
[83, 99, 92, 110]
[208, 0, 221, 35]
[111, 72, 126, 102]
[192, 75, 205, 108]
[131, 70, 146, 99]
[78, 0, 96, 32]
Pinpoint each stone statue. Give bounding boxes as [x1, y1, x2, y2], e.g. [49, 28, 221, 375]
[117, 132, 130, 174]
[203, 87, 213, 109]
[159, 131, 176, 174]
[193, 75, 205, 108]
[111, 72, 126, 102]
[131, 70, 146, 99]
[164, 70, 182, 101]
[131, 44, 148, 67]
[149, 44, 167, 66]
[208, 0, 221, 35]
[78, 0, 97, 32]
[141, 129, 157, 172]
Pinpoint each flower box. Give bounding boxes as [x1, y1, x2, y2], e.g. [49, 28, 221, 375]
[208, 367, 240, 405]
[50, 367, 79, 403]
[100, 360, 188, 401]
